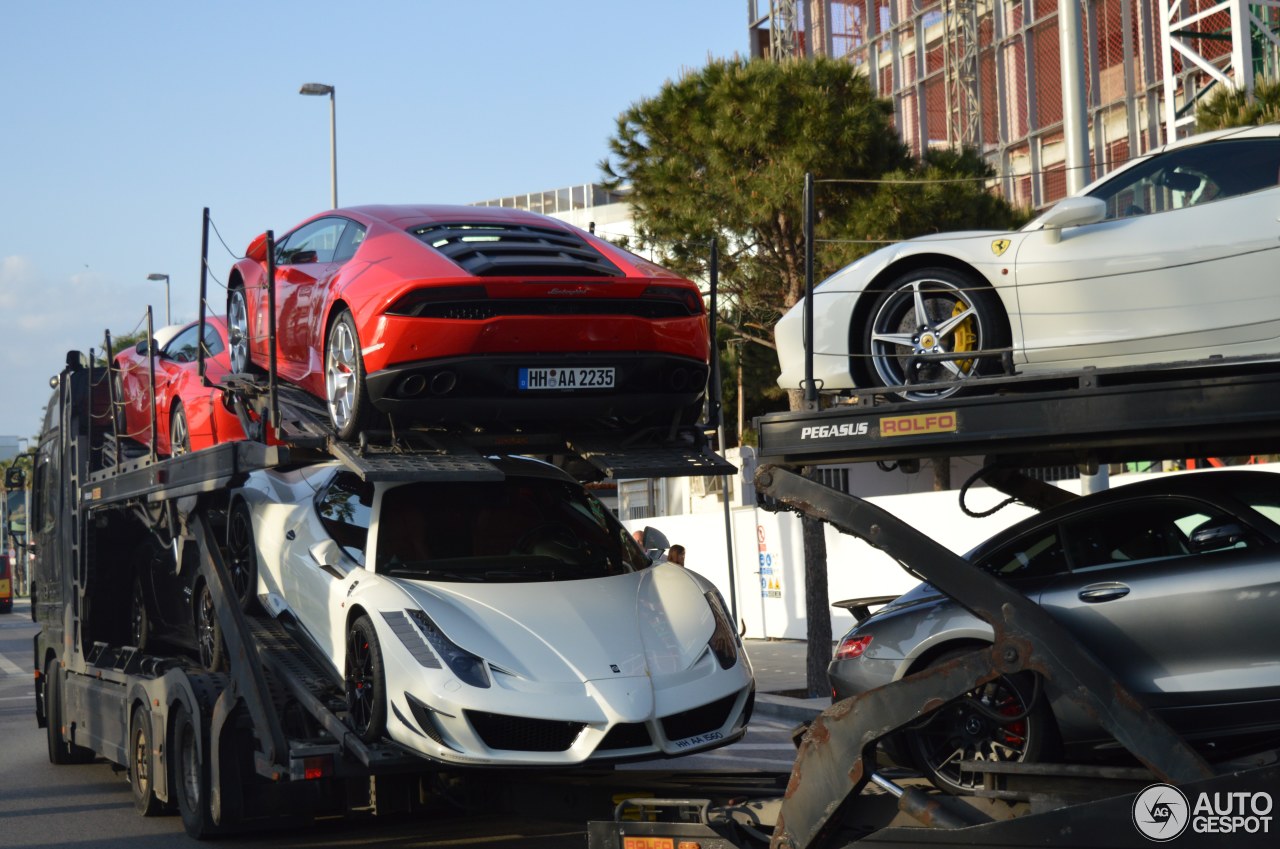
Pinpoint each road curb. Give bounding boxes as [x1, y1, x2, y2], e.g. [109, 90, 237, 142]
[754, 692, 830, 723]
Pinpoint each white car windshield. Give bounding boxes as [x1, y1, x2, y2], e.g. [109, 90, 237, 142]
[374, 477, 651, 582]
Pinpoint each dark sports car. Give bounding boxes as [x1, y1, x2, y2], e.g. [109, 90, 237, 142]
[113, 316, 246, 455]
[829, 470, 1280, 793]
[225, 205, 710, 439]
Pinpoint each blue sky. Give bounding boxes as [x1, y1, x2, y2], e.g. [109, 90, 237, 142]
[0, 1, 747, 438]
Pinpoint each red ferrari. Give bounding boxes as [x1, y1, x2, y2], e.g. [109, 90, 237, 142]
[113, 316, 247, 455]
[225, 205, 710, 439]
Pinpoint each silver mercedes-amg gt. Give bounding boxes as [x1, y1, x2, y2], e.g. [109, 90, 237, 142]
[829, 470, 1280, 793]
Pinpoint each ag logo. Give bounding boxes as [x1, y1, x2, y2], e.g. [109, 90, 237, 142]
[1133, 783, 1189, 841]
[991, 238, 1011, 257]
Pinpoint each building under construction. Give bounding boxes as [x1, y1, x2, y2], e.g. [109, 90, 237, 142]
[750, 1, 1280, 207]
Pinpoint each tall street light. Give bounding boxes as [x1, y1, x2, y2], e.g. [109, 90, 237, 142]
[299, 82, 337, 208]
[147, 273, 171, 325]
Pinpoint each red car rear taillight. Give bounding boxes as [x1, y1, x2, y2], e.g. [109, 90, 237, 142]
[834, 635, 873, 660]
[641, 284, 703, 316]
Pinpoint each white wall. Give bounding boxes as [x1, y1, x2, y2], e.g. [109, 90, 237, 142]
[629, 464, 1280, 641]
[628, 485, 1043, 641]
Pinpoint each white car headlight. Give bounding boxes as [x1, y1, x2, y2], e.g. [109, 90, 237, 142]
[405, 609, 491, 689]
[705, 591, 740, 670]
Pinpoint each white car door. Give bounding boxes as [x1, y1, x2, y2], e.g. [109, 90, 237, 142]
[285, 470, 373, 661]
[1012, 136, 1280, 367]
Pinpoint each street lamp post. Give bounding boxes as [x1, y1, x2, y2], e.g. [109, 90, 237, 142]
[147, 273, 171, 325]
[299, 82, 337, 208]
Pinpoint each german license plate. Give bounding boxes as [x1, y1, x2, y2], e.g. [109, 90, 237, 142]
[519, 367, 614, 390]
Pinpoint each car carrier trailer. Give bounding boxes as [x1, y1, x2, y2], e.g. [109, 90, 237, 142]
[31, 343, 743, 838]
[590, 357, 1280, 849]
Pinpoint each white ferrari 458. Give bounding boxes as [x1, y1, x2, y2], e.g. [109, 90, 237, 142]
[776, 124, 1280, 401]
[227, 457, 754, 766]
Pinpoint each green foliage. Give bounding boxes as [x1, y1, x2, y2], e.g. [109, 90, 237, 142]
[602, 57, 910, 320]
[1196, 76, 1280, 131]
[714, 319, 789, 446]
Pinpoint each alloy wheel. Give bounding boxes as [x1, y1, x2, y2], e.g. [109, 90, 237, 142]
[326, 320, 359, 433]
[868, 277, 984, 401]
[228, 288, 250, 374]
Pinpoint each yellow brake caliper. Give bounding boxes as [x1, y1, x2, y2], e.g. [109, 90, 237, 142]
[951, 298, 977, 374]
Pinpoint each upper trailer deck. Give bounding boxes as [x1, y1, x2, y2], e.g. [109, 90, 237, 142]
[754, 355, 1280, 468]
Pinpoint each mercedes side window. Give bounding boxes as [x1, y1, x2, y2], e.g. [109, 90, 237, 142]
[974, 528, 1068, 581]
[316, 472, 373, 566]
[275, 218, 346, 266]
[1064, 498, 1257, 572]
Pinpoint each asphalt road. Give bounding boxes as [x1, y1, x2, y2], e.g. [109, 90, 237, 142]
[0, 599, 803, 848]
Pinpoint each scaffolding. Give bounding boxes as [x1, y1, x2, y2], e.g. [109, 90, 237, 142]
[753, 1, 1280, 208]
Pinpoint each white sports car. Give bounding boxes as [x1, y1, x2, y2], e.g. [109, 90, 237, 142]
[228, 457, 754, 766]
[776, 124, 1280, 401]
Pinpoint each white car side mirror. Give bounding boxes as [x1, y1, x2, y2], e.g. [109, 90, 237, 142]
[1040, 196, 1106, 244]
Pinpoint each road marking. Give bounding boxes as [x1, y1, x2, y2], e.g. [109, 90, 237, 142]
[0, 651, 25, 676]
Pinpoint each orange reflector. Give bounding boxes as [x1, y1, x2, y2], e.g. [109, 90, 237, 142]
[678, 843, 703, 849]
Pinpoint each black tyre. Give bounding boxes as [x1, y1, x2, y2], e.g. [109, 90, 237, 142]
[345, 615, 387, 743]
[227, 285, 254, 375]
[862, 267, 1008, 402]
[111, 370, 129, 437]
[129, 576, 150, 651]
[130, 705, 163, 816]
[171, 701, 216, 839]
[194, 583, 226, 672]
[224, 501, 259, 612]
[169, 400, 191, 456]
[45, 661, 95, 765]
[324, 310, 374, 441]
[903, 648, 1054, 794]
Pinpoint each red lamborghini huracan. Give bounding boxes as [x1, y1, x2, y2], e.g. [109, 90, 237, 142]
[224, 205, 710, 439]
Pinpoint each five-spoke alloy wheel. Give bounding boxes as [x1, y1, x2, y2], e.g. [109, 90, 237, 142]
[863, 268, 1006, 402]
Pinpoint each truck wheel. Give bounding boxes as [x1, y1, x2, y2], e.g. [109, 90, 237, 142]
[345, 615, 387, 743]
[171, 701, 216, 838]
[130, 705, 163, 816]
[45, 661, 95, 765]
[194, 583, 226, 672]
